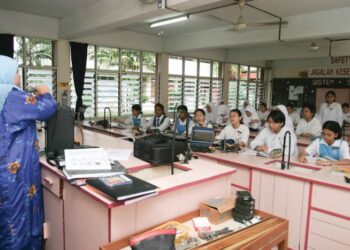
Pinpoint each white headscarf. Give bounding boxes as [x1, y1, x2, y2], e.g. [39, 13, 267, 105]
[243, 104, 260, 129]
[276, 104, 294, 129]
[0, 56, 19, 112]
[206, 102, 217, 123]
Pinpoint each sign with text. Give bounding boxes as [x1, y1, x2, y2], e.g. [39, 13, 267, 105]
[330, 56, 350, 65]
[308, 66, 350, 78]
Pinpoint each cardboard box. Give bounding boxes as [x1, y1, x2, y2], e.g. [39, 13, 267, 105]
[199, 197, 234, 225]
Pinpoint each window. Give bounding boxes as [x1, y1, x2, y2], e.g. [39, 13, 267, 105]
[14, 36, 56, 95]
[70, 46, 158, 117]
[168, 76, 182, 112]
[168, 56, 223, 112]
[228, 64, 264, 109]
[141, 52, 156, 115]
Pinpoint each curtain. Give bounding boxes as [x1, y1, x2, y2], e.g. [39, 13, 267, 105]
[70, 42, 88, 120]
[0, 34, 14, 58]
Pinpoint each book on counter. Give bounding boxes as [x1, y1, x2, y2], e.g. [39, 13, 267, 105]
[86, 174, 159, 201]
[62, 160, 127, 180]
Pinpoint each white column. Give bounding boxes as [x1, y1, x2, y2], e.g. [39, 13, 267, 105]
[55, 40, 71, 105]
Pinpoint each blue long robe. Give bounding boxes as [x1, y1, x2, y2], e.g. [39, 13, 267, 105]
[0, 88, 57, 249]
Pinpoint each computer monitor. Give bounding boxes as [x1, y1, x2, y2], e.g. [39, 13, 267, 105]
[191, 127, 215, 147]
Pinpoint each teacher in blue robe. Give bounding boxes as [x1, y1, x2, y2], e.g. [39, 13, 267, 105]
[0, 55, 57, 249]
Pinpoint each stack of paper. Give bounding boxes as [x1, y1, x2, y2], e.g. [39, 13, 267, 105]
[63, 148, 126, 180]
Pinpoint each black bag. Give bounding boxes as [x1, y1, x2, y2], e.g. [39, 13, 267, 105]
[45, 106, 75, 166]
[129, 228, 176, 250]
[134, 134, 187, 165]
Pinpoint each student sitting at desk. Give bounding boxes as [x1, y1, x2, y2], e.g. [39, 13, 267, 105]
[216, 101, 230, 126]
[121, 104, 147, 129]
[205, 102, 217, 124]
[298, 121, 350, 166]
[286, 102, 300, 127]
[250, 110, 298, 156]
[216, 109, 250, 148]
[192, 108, 212, 129]
[242, 102, 260, 132]
[147, 103, 170, 133]
[295, 103, 322, 138]
[172, 109, 193, 135]
[257, 102, 270, 126]
[342, 102, 350, 124]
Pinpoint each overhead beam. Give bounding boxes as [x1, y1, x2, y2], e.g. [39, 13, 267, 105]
[163, 6, 350, 53]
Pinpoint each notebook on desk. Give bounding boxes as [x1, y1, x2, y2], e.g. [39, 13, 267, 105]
[86, 174, 159, 201]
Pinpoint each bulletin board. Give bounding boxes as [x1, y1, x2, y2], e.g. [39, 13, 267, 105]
[272, 78, 350, 108]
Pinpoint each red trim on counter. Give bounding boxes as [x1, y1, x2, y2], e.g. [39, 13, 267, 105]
[248, 169, 253, 192]
[108, 208, 111, 242]
[197, 153, 350, 191]
[62, 198, 66, 250]
[304, 183, 313, 250]
[231, 183, 249, 191]
[311, 206, 350, 221]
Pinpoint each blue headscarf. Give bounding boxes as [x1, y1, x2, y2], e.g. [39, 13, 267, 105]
[0, 55, 18, 112]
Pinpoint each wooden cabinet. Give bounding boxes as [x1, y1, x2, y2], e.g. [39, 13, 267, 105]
[307, 184, 350, 250]
[43, 188, 64, 250]
[251, 170, 310, 250]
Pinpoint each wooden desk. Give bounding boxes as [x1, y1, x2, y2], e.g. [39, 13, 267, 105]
[100, 210, 288, 250]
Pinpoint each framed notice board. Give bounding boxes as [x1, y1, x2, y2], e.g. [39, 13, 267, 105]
[272, 78, 350, 108]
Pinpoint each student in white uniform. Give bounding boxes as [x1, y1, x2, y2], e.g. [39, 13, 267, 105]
[250, 110, 298, 156]
[122, 104, 147, 129]
[172, 109, 193, 135]
[217, 109, 250, 148]
[205, 102, 217, 124]
[276, 104, 294, 130]
[295, 103, 322, 138]
[192, 108, 212, 129]
[216, 101, 230, 126]
[257, 102, 270, 126]
[318, 90, 343, 126]
[298, 121, 350, 166]
[147, 103, 170, 133]
[342, 103, 350, 124]
[243, 104, 260, 132]
[286, 103, 300, 127]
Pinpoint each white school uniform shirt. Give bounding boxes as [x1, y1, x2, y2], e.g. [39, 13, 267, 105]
[257, 110, 269, 122]
[172, 118, 194, 133]
[343, 112, 350, 123]
[124, 114, 147, 127]
[216, 124, 250, 146]
[295, 117, 322, 137]
[289, 111, 300, 127]
[319, 102, 343, 126]
[305, 138, 350, 160]
[147, 114, 170, 132]
[243, 105, 260, 130]
[250, 126, 298, 156]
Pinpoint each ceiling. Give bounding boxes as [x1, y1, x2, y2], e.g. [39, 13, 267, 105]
[0, 0, 100, 18]
[124, 0, 350, 36]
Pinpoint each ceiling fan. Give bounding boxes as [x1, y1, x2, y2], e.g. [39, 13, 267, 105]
[226, 0, 288, 31]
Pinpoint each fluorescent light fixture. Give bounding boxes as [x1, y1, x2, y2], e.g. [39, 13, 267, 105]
[150, 15, 189, 28]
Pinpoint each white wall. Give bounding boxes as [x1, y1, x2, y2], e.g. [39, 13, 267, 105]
[0, 9, 58, 39]
[272, 57, 331, 78]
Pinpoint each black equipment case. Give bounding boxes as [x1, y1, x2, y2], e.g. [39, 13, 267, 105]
[133, 134, 187, 165]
